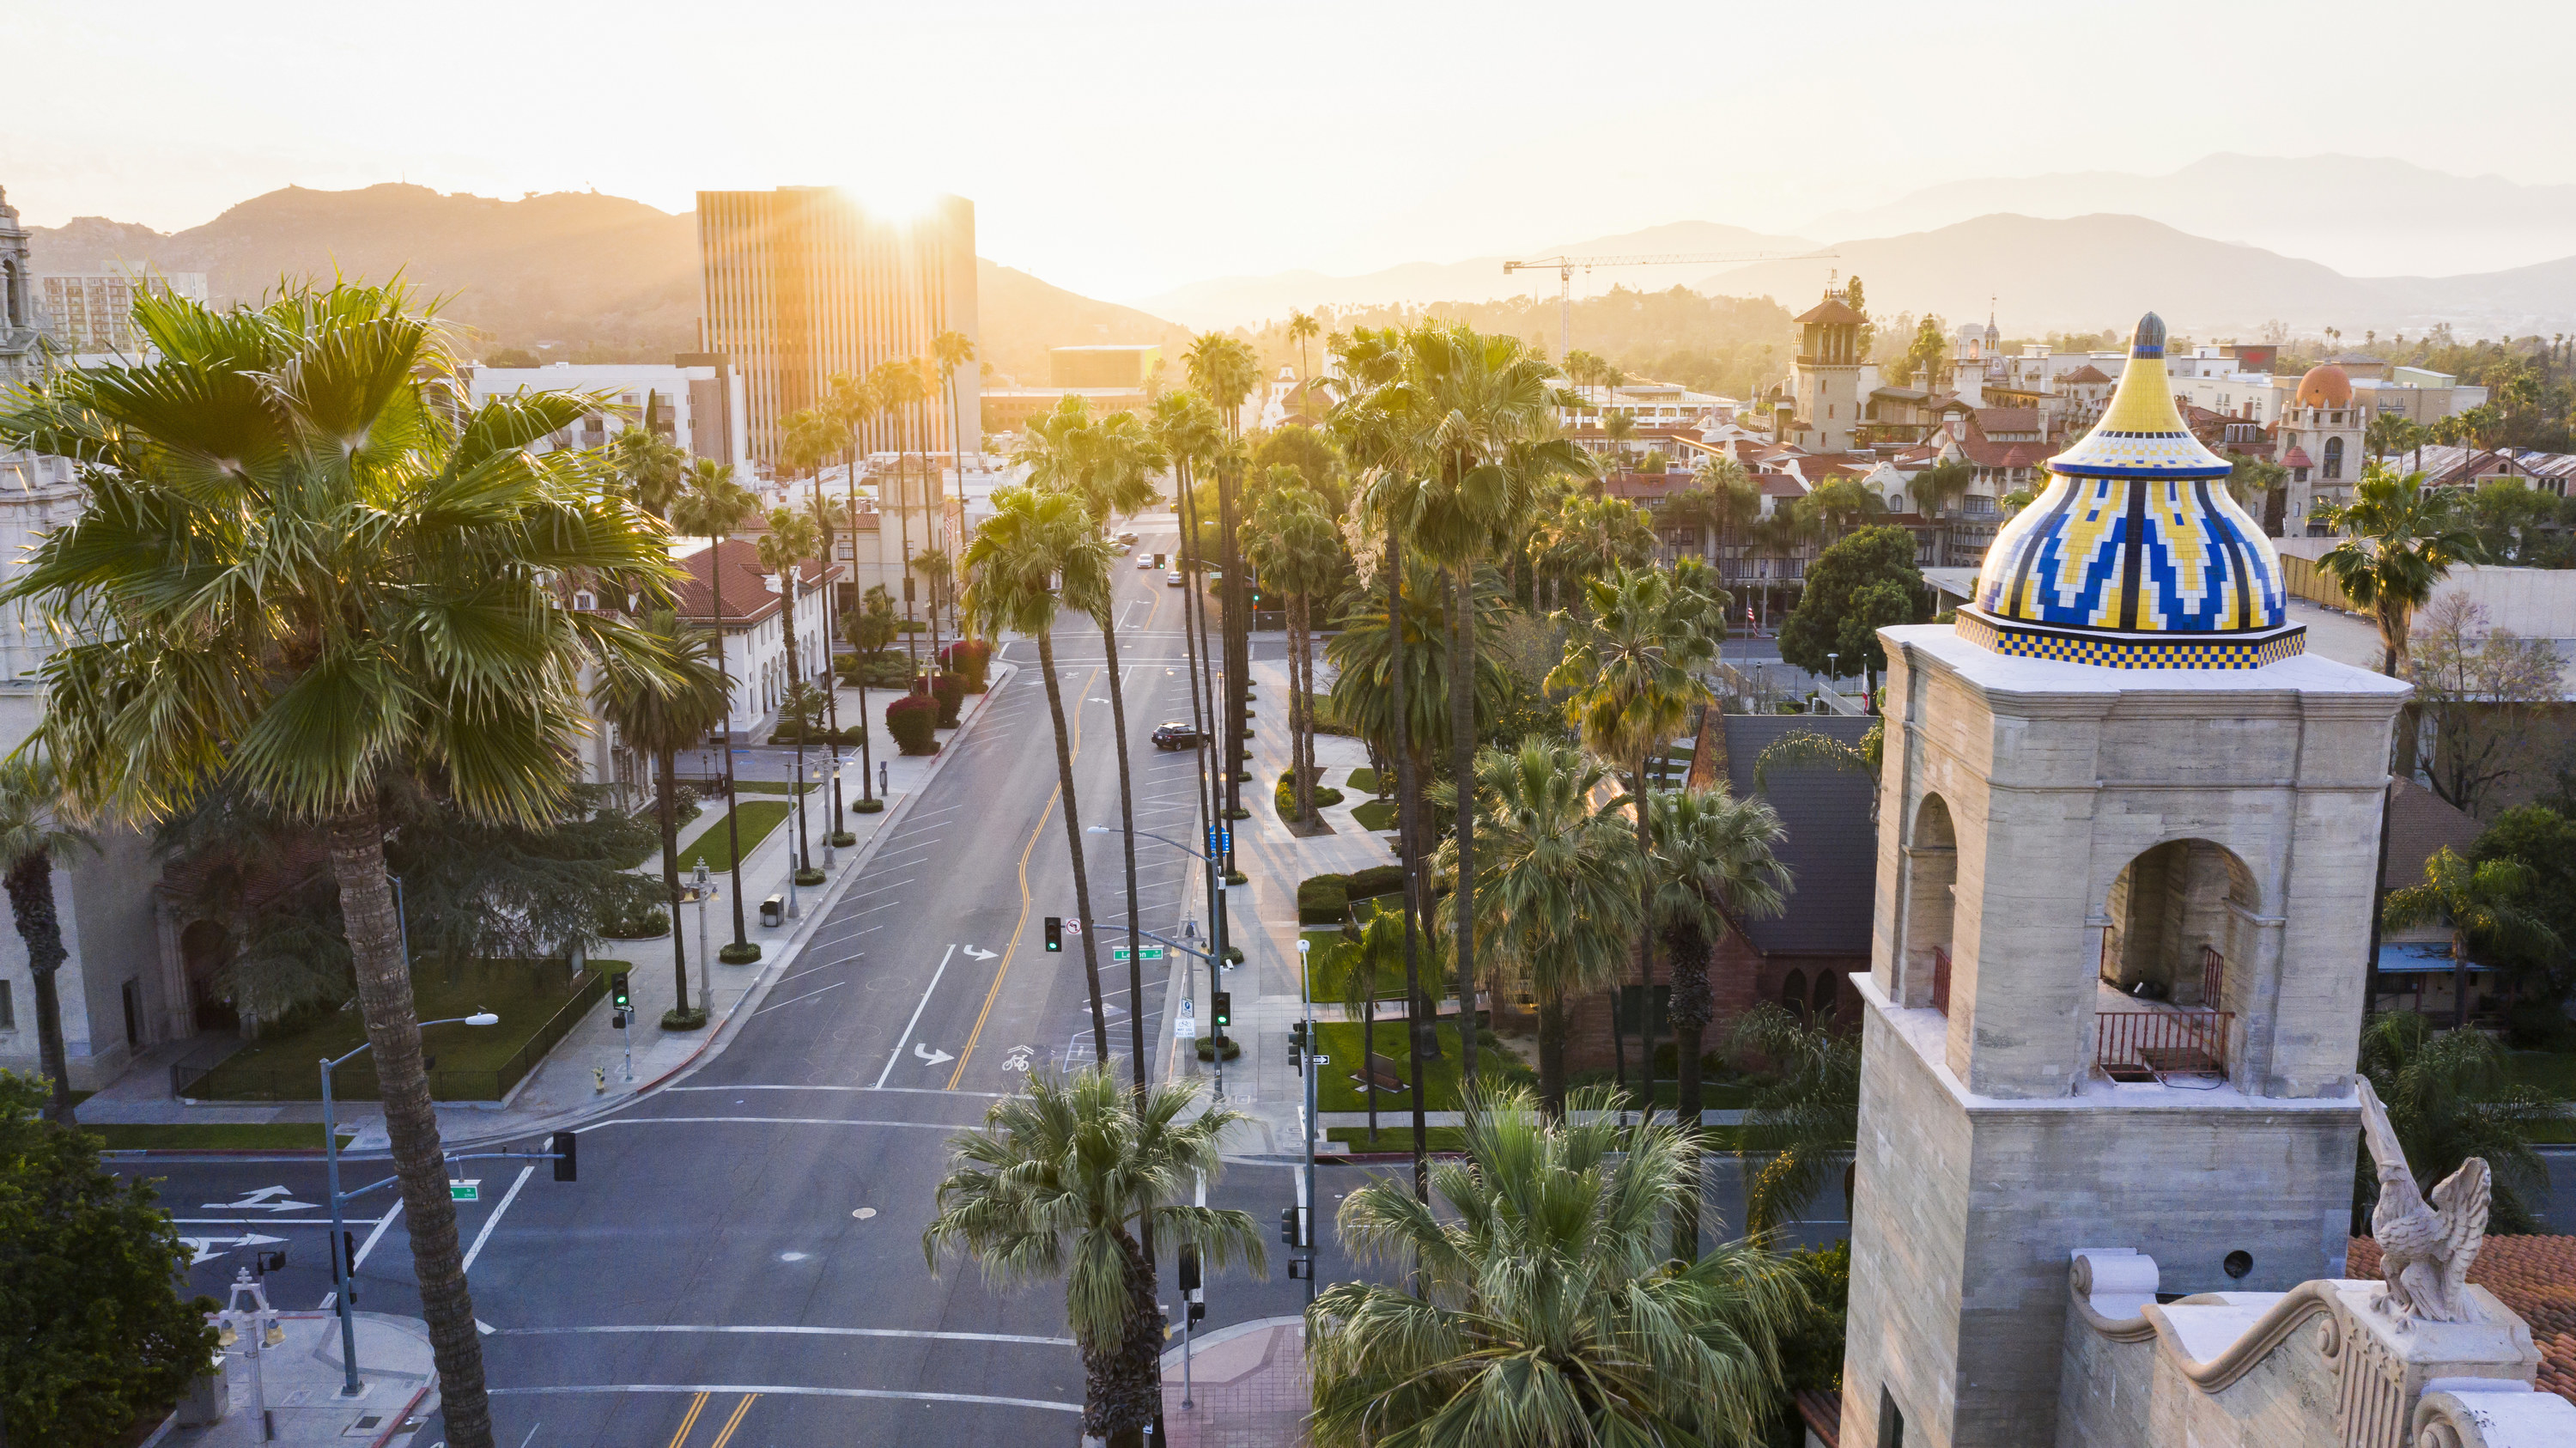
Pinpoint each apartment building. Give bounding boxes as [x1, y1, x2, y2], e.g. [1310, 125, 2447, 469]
[467, 356, 752, 474]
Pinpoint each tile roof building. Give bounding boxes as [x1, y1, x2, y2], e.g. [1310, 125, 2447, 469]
[673, 538, 846, 736]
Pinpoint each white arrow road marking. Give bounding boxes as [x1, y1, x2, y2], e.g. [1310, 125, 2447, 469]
[962, 945, 998, 961]
[179, 1232, 285, 1266]
[878, 946, 958, 1088]
[201, 1186, 317, 1214]
[913, 1042, 956, 1066]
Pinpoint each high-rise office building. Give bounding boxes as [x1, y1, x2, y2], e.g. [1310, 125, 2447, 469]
[696, 188, 981, 472]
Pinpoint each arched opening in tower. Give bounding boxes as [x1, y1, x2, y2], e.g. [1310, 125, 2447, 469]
[1904, 794, 1958, 1013]
[2099, 839, 2257, 1007]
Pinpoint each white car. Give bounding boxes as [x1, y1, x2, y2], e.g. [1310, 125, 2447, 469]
[1165, 570, 1185, 587]
[1136, 554, 1154, 569]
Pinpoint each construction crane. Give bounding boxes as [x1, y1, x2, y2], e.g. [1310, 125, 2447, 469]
[1503, 250, 1840, 358]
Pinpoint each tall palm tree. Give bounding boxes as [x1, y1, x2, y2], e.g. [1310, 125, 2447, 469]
[933, 327, 977, 486]
[1309, 1085, 1806, 1448]
[0, 282, 674, 1448]
[869, 358, 931, 667]
[1185, 335, 1262, 828]
[595, 610, 728, 1020]
[755, 508, 823, 869]
[1911, 457, 1976, 566]
[1462, 741, 1644, 1114]
[2316, 464, 2485, 677]
[0, 753, 94, 1123]
[1242, 486, 1339, 824]
[1145, 390, 1229, 966]
[1339, 908, 1409, 1141]
[2384, 846, 2565, 1030]
[670, 459, 761, 958]
[609, 420, 688, 519]
[924, 1067, 1262, 1448]
[1643, 785, 1790, 1254]
[1017, 395, 1166, 1098]
[962, 485, 1120, 1063]
[1286, 309, 1321, 420]
[841, 586, 901, 806]
[799, 486, 852, 842]
[1546, 564, 1721, 1116]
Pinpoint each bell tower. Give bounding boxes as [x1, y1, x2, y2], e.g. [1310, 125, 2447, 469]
[1790, 289, 1867, 453]
[1837, 313, 2409, 1447]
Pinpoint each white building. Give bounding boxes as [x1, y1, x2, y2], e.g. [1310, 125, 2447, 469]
[672, 538, 842, 738]
[35, 266, 207, 354]
[467, 356, 752, 476]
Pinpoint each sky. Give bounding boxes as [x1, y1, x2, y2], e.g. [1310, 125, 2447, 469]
[8, 0, 2573, 302]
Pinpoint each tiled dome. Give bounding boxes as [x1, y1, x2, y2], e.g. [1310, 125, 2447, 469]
[2295, 363, 2354, 408]
[1959, 313, 2305, 670]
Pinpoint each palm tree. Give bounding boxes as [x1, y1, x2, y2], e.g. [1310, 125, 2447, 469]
[2384, 846, 2565, 1030]
[609, 420, 688, 519]
[1243, 487, 1342, 824]
[0, 281, 673, 1448]
[1185, 334, 1262, 828]
[0, 754, 94, 1123]
[924, 1066, 1263, 1448]
[1603, 408, 1637, 470]
[933, 328, 977, 487]
[2353, 1010, 2560, 1234]
[1643, 785, 1790, 1253]
[1546, 564, 1721, 1115]
[594, 610, 728, 1023]
[755, 507, 823, 871]
[869, 358, 931, 666]
[1727, 1002, 1862, 1237]
[1911, 457, 1976, 566]
[962, 485, 1120, 1063]
[1753, 721, 1890, 822]
[1339, 908, 1408, 1142]
[1462, 741, 1644, 1114]
[2316, 464, 2485, 677]
[841, 586, 901, 807]
[1145, 389, 1228, 941]
[1308, 1085, 1807, 1447]
[669, 459, 761, 958]
[799, 486, 853, 842]
[1286, 309, 1321, 420]
[1017, 395, 1165, 1097]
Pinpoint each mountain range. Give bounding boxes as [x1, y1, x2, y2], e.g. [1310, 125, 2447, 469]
[21, 183, 1176, 381]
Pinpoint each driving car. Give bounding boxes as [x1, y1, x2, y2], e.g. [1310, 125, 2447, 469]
[1117, 531, 1139, 545]
[1136, 553, 1154, 569]
[1151, 721, 1204, 750]
[1165, 570, 1185, 587]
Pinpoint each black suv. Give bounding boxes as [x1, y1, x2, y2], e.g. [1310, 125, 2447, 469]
[1151, 721, 1204, 751]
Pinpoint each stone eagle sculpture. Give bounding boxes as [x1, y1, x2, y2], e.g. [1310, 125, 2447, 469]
[2354, 1076, 2489, 1325]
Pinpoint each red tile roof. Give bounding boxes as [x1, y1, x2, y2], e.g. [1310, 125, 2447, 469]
[1795, 297, 1868, 326]
[2348, 1236, 2576, 1405]
[1974, 408, 2043, 435]
[673, 538, 842, 627]
[2059, 364, 2112, 385]
[2282, 446, 2314, 468]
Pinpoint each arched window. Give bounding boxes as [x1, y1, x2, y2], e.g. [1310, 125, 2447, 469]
[1812, 971, 1838, 1020]
[2324, 436, 2344, 480]
[1782, 970, 1809, 1020]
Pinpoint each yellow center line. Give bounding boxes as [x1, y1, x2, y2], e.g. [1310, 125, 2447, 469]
[665, 1390, 710, 1448]
[706, 1393, 758, 1448]
[946, 660, 1099, 1088]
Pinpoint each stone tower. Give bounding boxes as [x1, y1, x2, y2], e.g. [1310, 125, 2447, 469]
[1837, 313, 2409, 1447]
[1789, 291, 1867, 453]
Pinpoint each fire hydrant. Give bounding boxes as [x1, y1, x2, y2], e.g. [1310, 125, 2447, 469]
[593, 1065, 606, 1094]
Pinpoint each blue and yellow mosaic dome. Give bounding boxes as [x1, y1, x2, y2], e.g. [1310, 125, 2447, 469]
[1960, 313, 2304, 670]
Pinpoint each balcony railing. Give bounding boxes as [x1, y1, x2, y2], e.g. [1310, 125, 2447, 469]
[2096, 1007, 2232, 1083]
[1931, 945, 1951, 1015]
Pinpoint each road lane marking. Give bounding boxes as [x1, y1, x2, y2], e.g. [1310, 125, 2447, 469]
[460, 1165, 534, 1273]
[352, 1199, 404, 1270]
[490, 1384, 1082, 1413]
[768, 961, 843, 989]
[173, 1217, 383, 1226]
[578, 1117, 959, 1132]
[664, 1390, 710, 1448]
[752, 981, 848, 1016]
[662, 1085, 1007, 1098]
[502, 1329, 1077, 1350]
[946, 663, 1099, 1088]
[708, 1394, 757, 1448]
[876, 945, 959, 1088]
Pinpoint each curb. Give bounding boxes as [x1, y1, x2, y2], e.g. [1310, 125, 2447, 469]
[1160, 1312, 1305, 1372]
[107, 660, 1024, 1161]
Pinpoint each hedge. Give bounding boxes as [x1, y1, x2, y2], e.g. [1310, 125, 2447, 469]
[886, 693, 939, 755]
[1297, 873, 1350, 925]
[939, 638, 993, 691]
[1274, 770, 1345, 819]
[924, 672, 964, 727]
[1346, 863, 1406, 900]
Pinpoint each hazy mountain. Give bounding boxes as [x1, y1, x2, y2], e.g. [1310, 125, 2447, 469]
[1801, 155, 2576, 279]
[1697, 212, 2576, 338]
[25, 183, 1188, 374]
[1135, 220, 1820, 331]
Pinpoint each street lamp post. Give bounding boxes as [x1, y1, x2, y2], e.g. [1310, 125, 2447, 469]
[1297, 936, 1318, 1303]
[320, 1011, 498, 1396]
[1087, 823, 1229, 1098]
[687, 858, 717, 1017]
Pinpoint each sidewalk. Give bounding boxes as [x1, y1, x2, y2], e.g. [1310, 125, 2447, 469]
[1161, 1315, 1309, 1448]
[160, 1307, 437, 1448]
[79, 665, 1020, 1148]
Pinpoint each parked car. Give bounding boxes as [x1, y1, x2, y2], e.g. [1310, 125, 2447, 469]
[1151, 721, 1204, 750]
[1117, 531, 1139, 545]
[1165, 570, 1185, 587]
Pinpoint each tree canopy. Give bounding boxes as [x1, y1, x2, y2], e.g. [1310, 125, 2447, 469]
[1778, 526, 1928, 680]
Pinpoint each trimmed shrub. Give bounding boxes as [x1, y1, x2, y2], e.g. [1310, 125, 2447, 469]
[1346, 864, 1406, 900]
[1298, 873, 1350, 925]
[661, 1007, 708, 1031]
[854, 798, 885, 814]
[719, 942, 762, 964]
[838, 651, 916, 689]
[924, 672, 965, 727]
[939, 638, 993, 691]
[794, 867, 826, 886]
[1274, 771, 1345, 818]
[886, 693, 939, 755]
[597, 897, 671, 940]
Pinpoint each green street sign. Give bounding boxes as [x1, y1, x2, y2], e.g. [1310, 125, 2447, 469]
[449, 1180, 479, 1202]
[1112, 946, 1166, 962]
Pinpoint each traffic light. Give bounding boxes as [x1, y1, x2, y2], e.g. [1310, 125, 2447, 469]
[550, 1129, 578, 1183]
[1287, 1021, 1306, 1074]
[609, 970, 631, 1012]
[1153, 552, 1166, 568]
[1280, 1204, 1309, 1249]
[1043, 916, 1062, 953]
[1212, 991, 1231, 1031]
[1176, 1244, 1201, 1292]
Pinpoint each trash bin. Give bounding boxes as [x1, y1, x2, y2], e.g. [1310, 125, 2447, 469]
[177, 1353, 230, 1427]
[760, 893, 785, 928]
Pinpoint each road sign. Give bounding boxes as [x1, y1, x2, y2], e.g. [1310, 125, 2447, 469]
[1062, 917, 1081, 934]
[449, 1179, 480, 1202]
[1174, 1003, 1196, 1040]
[1111, 946, 1166, 962]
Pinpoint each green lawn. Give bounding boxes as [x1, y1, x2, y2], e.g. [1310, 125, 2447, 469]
[1346, 767, 1383, 795]
[728, 780, 818, 796]
[88, 1123, 355, 1152]
[676, 800, 793, 873]
[1312, 1019, 1535, 1113]
[186, 960, 599, 1102]
[1352, 799, 1398, 831]
[1325, 1123, 1747, 1153]
[2507, 1050, 2576, 1097]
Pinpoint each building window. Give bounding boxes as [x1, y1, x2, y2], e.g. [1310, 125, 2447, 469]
[0, 978, 12, 1029]
[2323, 436, 2344, 481]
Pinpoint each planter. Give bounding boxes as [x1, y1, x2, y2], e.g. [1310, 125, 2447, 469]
[794, 867, 826, 886]
[1222, 807, 1250, 821]
[1194, 1037, 1242, 1062]
[1223, 945, 1245, 964]
[719, 942, 763, 964]
[1225, 871, 1249, 887]
[660, 1007, 708, 1031]
[828, 830, 857, 847]
[854, 799, 885, 814]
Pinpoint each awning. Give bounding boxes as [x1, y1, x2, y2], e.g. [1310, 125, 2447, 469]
[2374, 941, 2493, 974]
